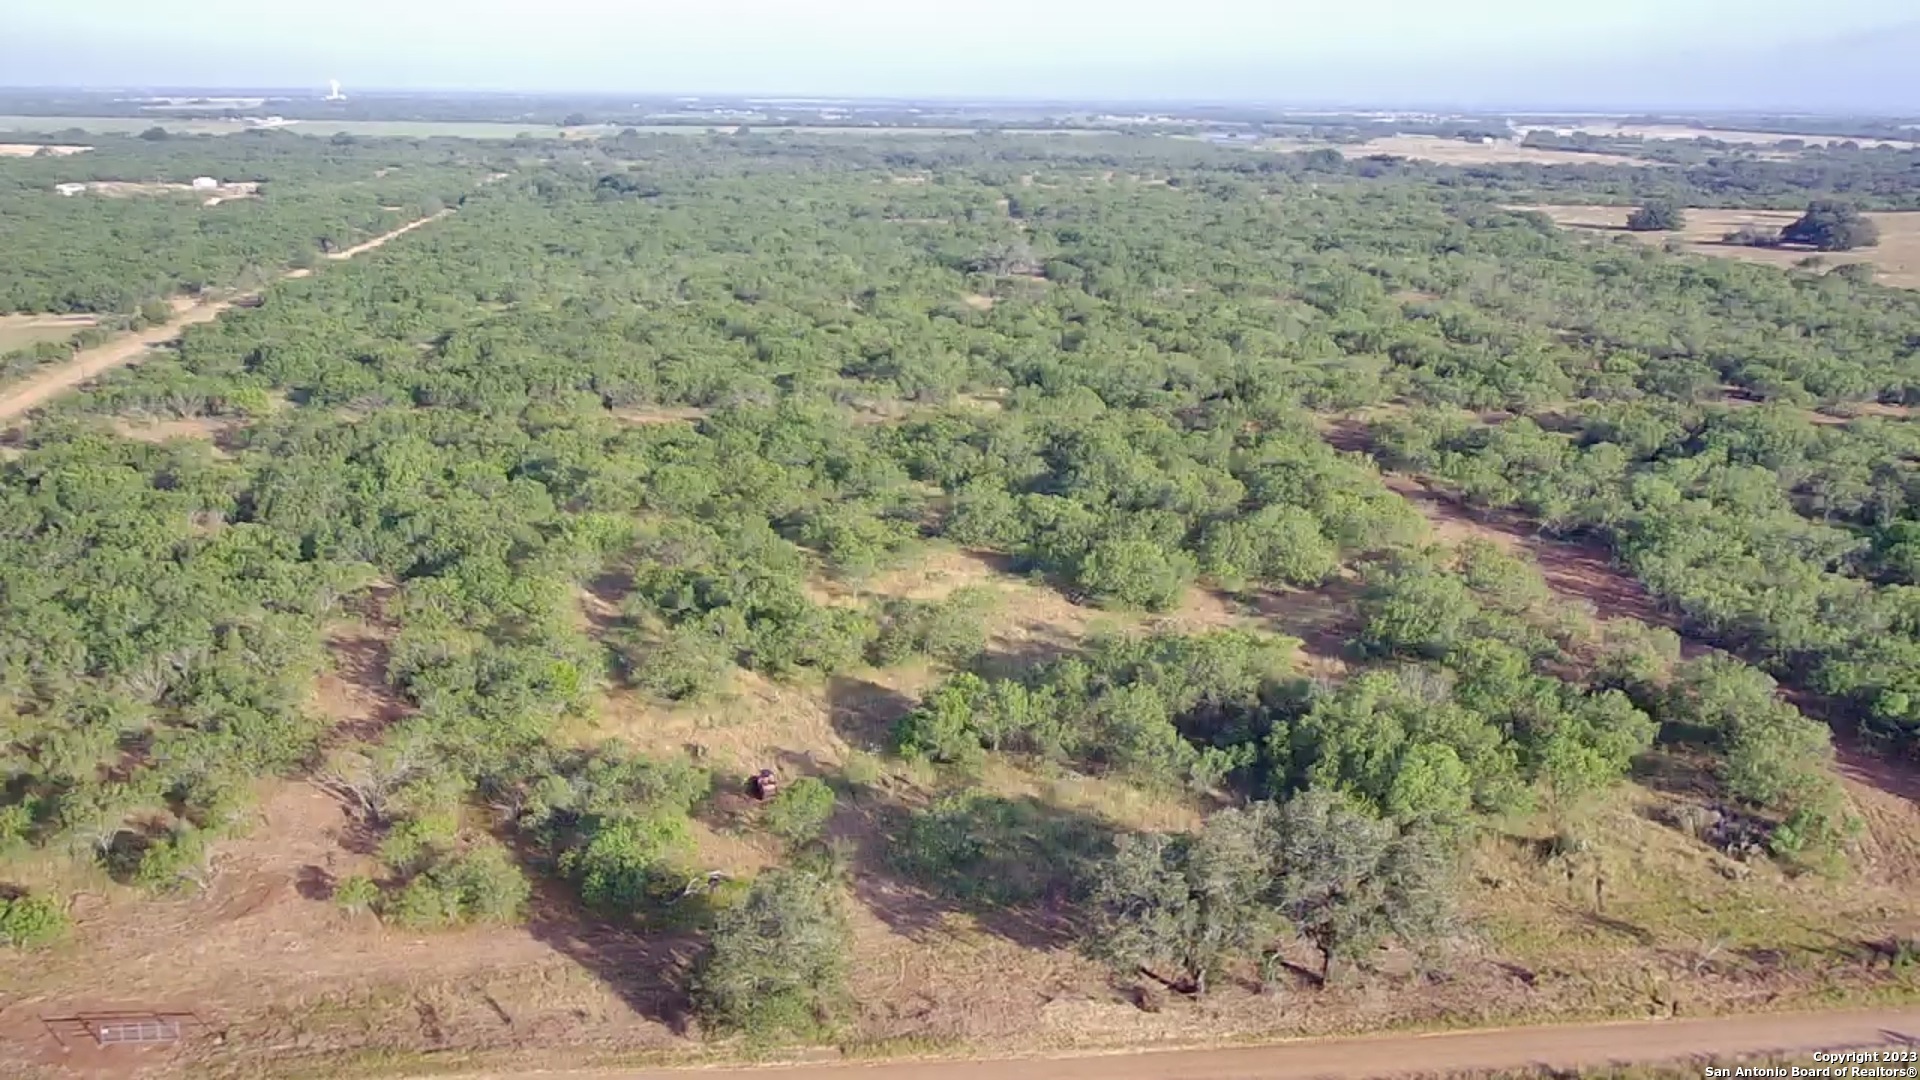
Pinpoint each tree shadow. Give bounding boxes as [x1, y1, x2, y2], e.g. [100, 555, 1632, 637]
[827, 776, 1118, 954]
[970, 640, 1077, 683]
[508, 853, 704, 1037]
[1231, 579, 1365, 669]
[1576, 909, 1656, 946]
[1630, 748, 1721, 800]
[825, 675, 917, 752]
[294, 864, 335, 901]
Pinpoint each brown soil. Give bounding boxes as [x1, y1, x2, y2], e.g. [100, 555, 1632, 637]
[607, 405, 709, 426]
[1380, 473, 1689, 639]
[1520, 204, 1920, 290]
[452, 1007, 1920, 1080]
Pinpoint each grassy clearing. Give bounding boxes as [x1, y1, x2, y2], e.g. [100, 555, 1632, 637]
[1297, 136, 1656, 167]
[1519, 204, 1920, 289]
[0, 313, 95, 352]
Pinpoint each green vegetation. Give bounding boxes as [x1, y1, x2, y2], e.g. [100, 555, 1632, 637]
[692, 868, 852, 1042]
[2, 125, 1916, 1054]
[1626, 200, 1686, 231]
[1781, 200, 1882, 250]
[0, 891, 68, 948]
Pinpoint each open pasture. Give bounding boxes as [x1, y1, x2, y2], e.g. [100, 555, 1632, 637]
[1519, 204, 1920, 289]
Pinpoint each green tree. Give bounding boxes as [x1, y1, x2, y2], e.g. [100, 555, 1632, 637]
[1085, 804, 1275, 995]
[1626, 200, 1686, 232]
[763, 776, 836, 846]
[0, 892, 69, 948]
[1267, 790, 1452, 984]
[692, 869, 852, 1042]
[1078, 536, 1196, 612]
[1780, 201, 1881, 251]
[332, 874, 380, 915]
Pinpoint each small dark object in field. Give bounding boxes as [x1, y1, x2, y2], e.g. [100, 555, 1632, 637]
[748, 768, 778, 801]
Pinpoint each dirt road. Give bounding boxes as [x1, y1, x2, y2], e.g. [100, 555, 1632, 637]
[0, 210, 451, 424]
[445, 1008, 1920, 1080]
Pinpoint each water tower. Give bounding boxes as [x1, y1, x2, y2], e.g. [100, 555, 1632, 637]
[325, 79, 346, 101]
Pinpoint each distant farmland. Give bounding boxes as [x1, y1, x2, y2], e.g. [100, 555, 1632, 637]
[1318, 135, 1656, 167]
[1515, 122, 1918, 150]
[1520, 204, 1920, 289]
[0, 116, 1100, 140]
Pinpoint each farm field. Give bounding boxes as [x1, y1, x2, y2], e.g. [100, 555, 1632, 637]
[1516, 122, 1917, 149]
[8, 128, 1920, 1079]
[1322, 134, 1656, 166]
[1518, 204, 1920, 288]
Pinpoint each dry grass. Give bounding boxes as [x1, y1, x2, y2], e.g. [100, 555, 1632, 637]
[607, 405, 709, 426]
[0, 142, 90, 156]
[1519, 204, 1920, 290]
[0, 313, 96, 352]
[109, 415, 244, 450]
[1332, 136, 1654, 168]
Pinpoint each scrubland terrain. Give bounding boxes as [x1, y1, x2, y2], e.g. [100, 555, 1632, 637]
[5, 130, 1920, 1079]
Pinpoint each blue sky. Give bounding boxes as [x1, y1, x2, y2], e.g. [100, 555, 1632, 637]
[4, 0, 1918, 110]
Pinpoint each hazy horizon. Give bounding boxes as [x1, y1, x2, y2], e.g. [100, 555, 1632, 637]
[5, 0, 1920, 113]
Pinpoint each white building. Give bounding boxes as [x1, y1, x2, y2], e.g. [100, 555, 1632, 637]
[54, 182, 87, 196]
[190, 176, 220, 190]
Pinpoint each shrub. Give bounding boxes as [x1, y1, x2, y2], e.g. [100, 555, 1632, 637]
[1781, 201, 1880, 251]
[1077, 537, 1196, 612]
[692, 869, 851, 1042]
[561, 813, 692, 912]
[1626, 200, 1685, 232]
[333, 874, 380, 915]
[763, 776, 836, 845]
[0, 892, 70, 949]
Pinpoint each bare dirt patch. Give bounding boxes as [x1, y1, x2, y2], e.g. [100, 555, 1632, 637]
[1519, 204, 1920, 290]
[608, 405, 709, 426]
[1335, 135, 1653, 167]
[0, 142, 91, 156]
[962, 293, 995, 311]
[1381, 473, 1682, 634]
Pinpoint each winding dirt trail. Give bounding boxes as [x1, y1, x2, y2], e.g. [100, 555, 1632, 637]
[451, 1007, 1920, 1080]
[0, 210, 452, 424]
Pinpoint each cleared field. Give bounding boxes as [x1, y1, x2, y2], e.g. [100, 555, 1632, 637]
[1331, 135, 1654, 167]
[1518, 122, 1916, 149]
[0, 141, 90, 156]
[1518, 204, 1920, 289]
[0, 313, 96, 352]
[0, 116, 1100, 140]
